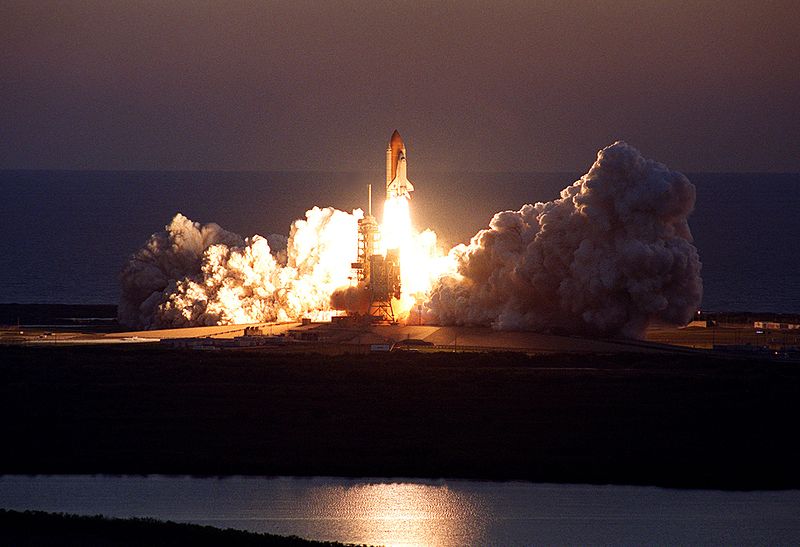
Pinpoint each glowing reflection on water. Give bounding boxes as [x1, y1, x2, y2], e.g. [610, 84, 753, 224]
[294, 481, 487, 546]
[2, 476, 800, 545]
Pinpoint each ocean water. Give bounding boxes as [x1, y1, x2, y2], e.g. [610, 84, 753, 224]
[1, 475, 799, 545]
[0, 170, 798, 313]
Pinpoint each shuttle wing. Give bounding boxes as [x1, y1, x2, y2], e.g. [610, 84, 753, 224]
[386, 156, 414, 199]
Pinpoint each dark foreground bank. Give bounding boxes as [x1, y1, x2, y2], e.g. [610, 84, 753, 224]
[0, 509, 349, 546]
[0, 303, 118, 327]
[1, 346, 799, 489]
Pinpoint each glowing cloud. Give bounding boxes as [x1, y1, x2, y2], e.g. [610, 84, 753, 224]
[119, 141, 701, 338]
[425, 141, 703, 337]
[119, 208, 360, 329]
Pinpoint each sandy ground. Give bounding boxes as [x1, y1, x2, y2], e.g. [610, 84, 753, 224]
[107, 322, 301, 340]
[5, 320, 799, 357]
[646, 324, 800, 349]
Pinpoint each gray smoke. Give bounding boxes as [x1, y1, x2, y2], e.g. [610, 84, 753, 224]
[425, 141, 702, 338]
[118, 213, 244, 329]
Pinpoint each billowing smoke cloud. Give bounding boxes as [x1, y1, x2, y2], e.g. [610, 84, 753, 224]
[425, 141, 702, 338]
[120, 141, 702, 338]
[119, 207, 360, 329]
[330, 285, 371, 315]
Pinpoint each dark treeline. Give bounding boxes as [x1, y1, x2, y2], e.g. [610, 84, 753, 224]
[0, 509, 349, 546]
[0, 304, 117, 326]
[1, 346, 799, 489]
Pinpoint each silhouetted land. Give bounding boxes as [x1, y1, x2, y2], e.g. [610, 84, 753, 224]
[0, 303, 117, 327]
[0, 509, 348, 546]
[1, 345, 799, 489]
[4, 303, 800, 330]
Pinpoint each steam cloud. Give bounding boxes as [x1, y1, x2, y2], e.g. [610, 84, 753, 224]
[119, 208, 359, 329]
[119, 141, 702, 338]
[426, 141, 702, 337]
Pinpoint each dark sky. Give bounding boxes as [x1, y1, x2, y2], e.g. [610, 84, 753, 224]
[2, 0, 798, 172]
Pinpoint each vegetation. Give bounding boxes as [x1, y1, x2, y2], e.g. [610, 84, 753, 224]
[0, 303, 117, 327]
[0, 508, 349, 546]
[1, 345, 799, 488]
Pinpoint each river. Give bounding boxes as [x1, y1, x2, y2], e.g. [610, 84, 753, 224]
[1, 475, 799, 545]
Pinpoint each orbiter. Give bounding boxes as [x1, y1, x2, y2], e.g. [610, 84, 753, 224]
[385, 130, 414, 199]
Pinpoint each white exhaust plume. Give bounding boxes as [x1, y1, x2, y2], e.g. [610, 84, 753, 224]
[425, 141, 702, 337]
[120, 141, 701, 338]
[119, 208, 360, 329]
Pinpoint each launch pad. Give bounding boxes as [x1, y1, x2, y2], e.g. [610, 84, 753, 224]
[348, 131, 415, 323]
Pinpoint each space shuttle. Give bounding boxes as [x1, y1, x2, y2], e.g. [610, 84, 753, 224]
[385, 130, 414, 199]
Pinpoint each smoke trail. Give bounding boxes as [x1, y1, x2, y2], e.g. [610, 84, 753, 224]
[425, 141, 702, 338]
[119, 208, 360, 329]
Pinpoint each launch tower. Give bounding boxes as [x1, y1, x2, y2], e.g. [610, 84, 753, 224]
[352, 184, 401, 322]
[350, 131, 412, 322]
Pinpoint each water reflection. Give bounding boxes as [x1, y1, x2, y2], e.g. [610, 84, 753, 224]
[298, 482, 487, 546]
[1, 476, 800, 545]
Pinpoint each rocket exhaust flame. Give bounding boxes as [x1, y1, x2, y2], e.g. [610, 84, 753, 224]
[380, 195, 451, 310]
[119, 138, 701, 338]
[364, 130, 449, 320]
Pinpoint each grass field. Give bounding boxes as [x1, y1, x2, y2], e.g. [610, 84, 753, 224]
[1, 345, 799, 489]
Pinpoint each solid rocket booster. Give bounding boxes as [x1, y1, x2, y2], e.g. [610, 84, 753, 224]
[385, 130, 414, 199]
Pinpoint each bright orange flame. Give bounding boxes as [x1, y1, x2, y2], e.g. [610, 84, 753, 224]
[379, 196, 454, 319]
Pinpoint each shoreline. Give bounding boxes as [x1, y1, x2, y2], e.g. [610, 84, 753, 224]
[3, 472, 799, 493]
